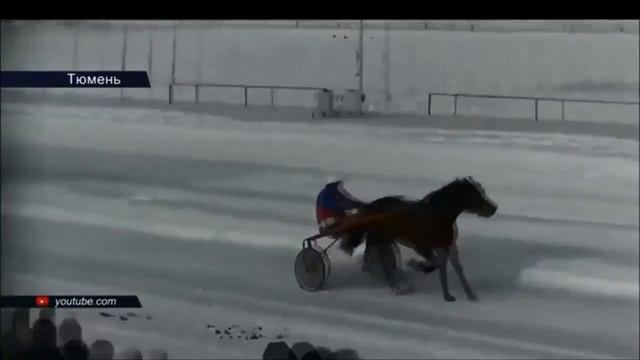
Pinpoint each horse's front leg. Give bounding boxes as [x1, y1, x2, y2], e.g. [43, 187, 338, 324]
[449, 243, 477, 301]
[432, 247, 455, 302]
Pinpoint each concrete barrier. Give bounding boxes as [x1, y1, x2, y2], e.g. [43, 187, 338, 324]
[2, 21, 637, 120]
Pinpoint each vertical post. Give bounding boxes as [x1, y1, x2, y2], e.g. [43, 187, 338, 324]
[534, 99, 539, 122]
[270, 88, 275, 106]
[383, 22, 390, 113]
[169, 25, 178, 104]
[120, 25, 128, 101]
[427, 93, 432, 116]
[97, 26, 105, 70]
[72, 26, 80, 70]
[244, 87, 248, 107]
[147, 31, 153, 82]
[358, 20, 364, 116]
[561, 101, 565, 121]
[453, 94, 458, 115]
[196, 28, 203, 85]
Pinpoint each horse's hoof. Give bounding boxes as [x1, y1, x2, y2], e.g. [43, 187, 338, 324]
[444, 294, 456, 302]
[467, 293, 478, 302]
[422, 265, 437, 274]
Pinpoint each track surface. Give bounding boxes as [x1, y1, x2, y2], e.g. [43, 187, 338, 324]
[1, 103, 638, 358]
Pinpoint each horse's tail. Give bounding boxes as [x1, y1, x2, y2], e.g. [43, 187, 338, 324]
[342, 227, 367, 253]
[339, 206, 372, 251]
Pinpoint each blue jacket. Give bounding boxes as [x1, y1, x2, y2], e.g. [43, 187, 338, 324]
[316, 181, 364, 218]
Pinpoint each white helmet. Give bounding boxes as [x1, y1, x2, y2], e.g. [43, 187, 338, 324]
[324, 175, 340, 184]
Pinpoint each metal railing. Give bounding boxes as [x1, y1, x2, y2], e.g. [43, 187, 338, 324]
[169, 82, 326, 107]
[427, 92, 639, 121]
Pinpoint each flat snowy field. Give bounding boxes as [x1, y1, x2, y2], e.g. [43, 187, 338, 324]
[1, 102, 638, 358]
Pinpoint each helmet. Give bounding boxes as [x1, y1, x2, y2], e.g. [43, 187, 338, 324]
[324, 175, 340, 184]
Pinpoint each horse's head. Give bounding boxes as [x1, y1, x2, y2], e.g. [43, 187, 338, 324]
[457, 177, 498, 218]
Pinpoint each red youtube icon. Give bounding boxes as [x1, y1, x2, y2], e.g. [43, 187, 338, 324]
[35, 296, 50, 308]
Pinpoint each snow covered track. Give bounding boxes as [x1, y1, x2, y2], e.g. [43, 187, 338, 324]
[1, 103, 638, 358]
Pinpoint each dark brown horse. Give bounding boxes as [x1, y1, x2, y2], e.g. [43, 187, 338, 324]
[347, 177, 498, 301]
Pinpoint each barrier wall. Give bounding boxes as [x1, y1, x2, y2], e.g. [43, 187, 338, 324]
[20, 20, 640, 33]
[2, 21, 638, 123]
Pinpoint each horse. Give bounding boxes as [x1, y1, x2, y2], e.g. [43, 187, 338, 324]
[350, 176, 498, 301]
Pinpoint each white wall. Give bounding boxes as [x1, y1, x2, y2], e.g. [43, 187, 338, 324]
[26, 20, 640, 33]
[2, 22, 638, 122]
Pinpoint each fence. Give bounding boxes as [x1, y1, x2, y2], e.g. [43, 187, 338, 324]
[0, 22, 352, 108]
[169, 82, 326, 106]
[2, 21, 638, 123]
[427, 92, 640, 123]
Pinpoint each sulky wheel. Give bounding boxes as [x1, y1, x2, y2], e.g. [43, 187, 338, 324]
[294, 242, 331, 292]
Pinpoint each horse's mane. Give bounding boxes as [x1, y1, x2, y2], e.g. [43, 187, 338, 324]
[388, 195, 408, 201]
[422, 178, 468, 207]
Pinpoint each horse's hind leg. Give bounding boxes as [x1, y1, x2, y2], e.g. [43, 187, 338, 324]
[361, 241, 374, 272]
[380, 244, 413, 294]
[407, 247, 437, 274]
[368, 240, 415, 295]
[407, 259, 437, 274]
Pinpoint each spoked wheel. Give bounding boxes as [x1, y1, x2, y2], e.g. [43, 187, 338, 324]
[294, 242, 331, 292]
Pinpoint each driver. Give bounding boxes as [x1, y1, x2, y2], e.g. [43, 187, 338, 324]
[315, 179, 366, 255]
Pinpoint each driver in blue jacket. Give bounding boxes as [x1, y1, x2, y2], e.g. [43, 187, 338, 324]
[315, 179, 366, 255]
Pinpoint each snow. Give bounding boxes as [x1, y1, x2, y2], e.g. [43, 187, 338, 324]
[1, 101, 638, 359]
